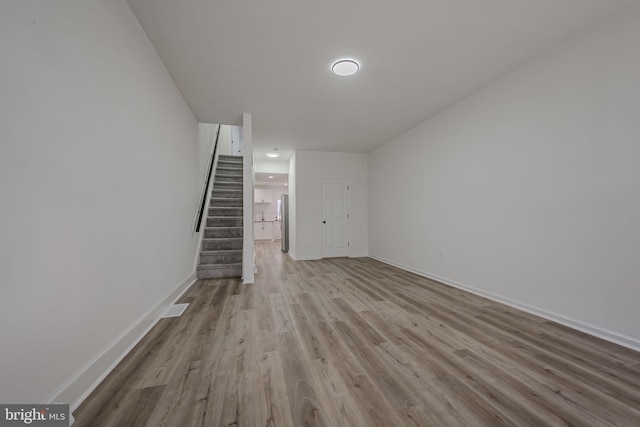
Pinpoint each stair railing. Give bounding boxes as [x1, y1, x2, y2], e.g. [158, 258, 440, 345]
[194, 124, 221, 232]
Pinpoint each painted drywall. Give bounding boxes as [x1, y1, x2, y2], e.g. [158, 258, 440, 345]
[369, 4, 640, 347]
[217, 124, 232, 156]
[254, 159, 290, 174]
[198, 123, 217, 180]
[288, 153, 297, 257]
[241, 113, 255, 284]
[293, 151, 368, 260]
[198, 124, 232, 172]
[0, 0, 202, 404]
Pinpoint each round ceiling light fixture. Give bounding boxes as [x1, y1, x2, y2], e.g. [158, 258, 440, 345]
[332, 59, 359, 76]
[266, 148, 280, 158]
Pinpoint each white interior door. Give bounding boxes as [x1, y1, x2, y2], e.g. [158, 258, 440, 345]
[322, 178, 349, 258]
[231, 125, 242, 156]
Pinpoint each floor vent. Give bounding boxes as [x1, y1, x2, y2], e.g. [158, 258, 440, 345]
[161, 303, 189, 318]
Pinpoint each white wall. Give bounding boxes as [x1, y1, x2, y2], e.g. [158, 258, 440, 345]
[288, 153, 297, 256]
[241, 113, 255, 283]
[198, 123, 217, 180]
[0, 0, 202, 404]
[198, 124, 232, 173]
[254, 159, 290, 174]
[217, 124, 232, 157]
[369, 4, 640, 349]
[292, 151, 368, 260]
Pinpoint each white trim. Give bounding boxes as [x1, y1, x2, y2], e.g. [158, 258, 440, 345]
[289, 251, 367, 261]
[288, 251, 321, 261]
[349, 253, 369, 259]
[241, 113, 255, 284]
[44, 272, 197, 412]
[370, 255, 640, 353]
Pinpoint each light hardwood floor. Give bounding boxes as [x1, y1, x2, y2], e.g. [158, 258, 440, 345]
[74, 241, 640, 426]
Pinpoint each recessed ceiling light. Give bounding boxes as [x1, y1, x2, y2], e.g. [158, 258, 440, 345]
[284, 183, 288, 186]
[332, 59, 359, 76]
[268, 176, 274, 179]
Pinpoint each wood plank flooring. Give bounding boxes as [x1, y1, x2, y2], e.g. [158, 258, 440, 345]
[73, 241, 640, 426]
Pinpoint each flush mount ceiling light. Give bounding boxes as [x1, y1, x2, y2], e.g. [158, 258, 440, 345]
[332, 59, 359, 76]
[266, 148, 280, 158]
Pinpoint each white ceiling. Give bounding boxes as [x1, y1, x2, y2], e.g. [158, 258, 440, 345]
[128, 0, 631, 160]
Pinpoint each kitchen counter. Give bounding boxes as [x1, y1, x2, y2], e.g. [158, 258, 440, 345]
[254, 221, 282, 240]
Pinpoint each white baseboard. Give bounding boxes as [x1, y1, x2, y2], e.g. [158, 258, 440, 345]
[289, 252, 369, 261]
[370, 255, 640, 353]
[349, 253, 369, 259]
[44, 271, 197, 413]
[288, 251, 320, 261]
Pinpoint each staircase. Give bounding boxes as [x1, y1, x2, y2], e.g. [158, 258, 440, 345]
[197, 155, 243, 278]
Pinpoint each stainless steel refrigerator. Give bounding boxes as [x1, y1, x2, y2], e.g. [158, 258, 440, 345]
[281, 194, 289, 252]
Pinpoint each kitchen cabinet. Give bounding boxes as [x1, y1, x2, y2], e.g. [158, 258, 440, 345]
[274, 220, 282, 240]
[254, 188, 272, 203]
[254, 222, 274, 240]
